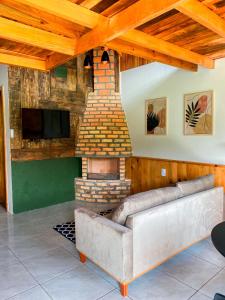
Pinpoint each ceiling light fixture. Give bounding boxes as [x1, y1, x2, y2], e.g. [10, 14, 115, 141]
[101, 47, 110, 64]
[84, 52, 93, 69]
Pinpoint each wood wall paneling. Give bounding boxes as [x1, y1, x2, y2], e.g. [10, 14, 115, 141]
[126, 156, 225, 194]
[9, 55, 92, 161]
[120, 53, 150, 72]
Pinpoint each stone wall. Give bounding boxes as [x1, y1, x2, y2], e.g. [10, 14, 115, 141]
[9, 55, 92, 161]
[75, 178, 131, 203]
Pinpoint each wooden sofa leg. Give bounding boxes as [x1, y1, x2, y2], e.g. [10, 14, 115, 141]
[120, 283, 128, 297]
[79, 252, 86, 264]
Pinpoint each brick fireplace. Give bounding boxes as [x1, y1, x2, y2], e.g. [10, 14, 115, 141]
[75, 48, 132, 203]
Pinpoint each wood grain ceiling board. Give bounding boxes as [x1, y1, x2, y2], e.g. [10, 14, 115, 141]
[68, 0, 122, 13]
[1, 0, 225, 71]
[120, 53, 150, 72]
[73, 0, 139, 15]
[0, 49, 46, 61]
[192, 41, 225, 54]
[137, 3, 225, 58]
[90, 0, 117, 13]
[0, 39, 53, 59]
[1, 0, 87, 38]
[101, 0, 138, 17]
[208, 48, 225, 58]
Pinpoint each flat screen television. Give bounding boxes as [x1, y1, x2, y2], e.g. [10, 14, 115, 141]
[22, 108, 70, 140]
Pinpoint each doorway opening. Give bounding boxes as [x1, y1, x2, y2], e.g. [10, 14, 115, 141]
[0, 88, 7, 209]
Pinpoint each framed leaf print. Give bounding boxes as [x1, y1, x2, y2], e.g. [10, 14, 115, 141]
[146, 97, 167, 135]
[184, 91, 213, 135]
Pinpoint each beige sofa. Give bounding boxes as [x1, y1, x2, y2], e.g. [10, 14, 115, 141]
[75, 175, 224, 297]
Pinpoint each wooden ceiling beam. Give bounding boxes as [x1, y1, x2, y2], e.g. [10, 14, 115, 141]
[73, 0, 213, 69]
[0, 51, 46, 70]
[177, 0, 225, 39]
[10, 0, 214, 69]
[46, 53, 72, 69]
[79, 0, 102, 9]
[107, 39, 198, 72]
[11, 0, 106, 28]
[0, 3, 80, 38]
[121, 29, 214, 68]
[76, 0, 186, 55]
[0, 17, 76, 55]
[109, 0, 185, 33]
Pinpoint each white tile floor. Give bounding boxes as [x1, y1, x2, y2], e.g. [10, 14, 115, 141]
[0, 201, 225, 300]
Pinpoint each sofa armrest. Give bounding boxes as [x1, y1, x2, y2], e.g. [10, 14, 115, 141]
[75, 207, 133, 283]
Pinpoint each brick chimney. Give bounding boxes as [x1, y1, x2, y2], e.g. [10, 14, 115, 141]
[76, 48, 132, 157]
[75, 48, 132, 203]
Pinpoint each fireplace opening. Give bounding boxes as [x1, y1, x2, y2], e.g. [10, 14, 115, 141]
[87, 158, 120, 180]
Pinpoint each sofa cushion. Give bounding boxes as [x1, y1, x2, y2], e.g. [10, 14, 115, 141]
[176, 174, 214, 197]
[111, 187, 181, 225]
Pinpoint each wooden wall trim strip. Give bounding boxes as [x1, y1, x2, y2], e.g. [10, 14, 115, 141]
[11, 148, 76, 162]
[130, 156, 225, 168]
[125, 156, 225, 194]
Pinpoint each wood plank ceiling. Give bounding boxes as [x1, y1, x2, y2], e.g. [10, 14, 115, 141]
[1, 0, 225, 72]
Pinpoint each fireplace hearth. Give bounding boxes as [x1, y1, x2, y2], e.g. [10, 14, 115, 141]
[75, 157, 130, 203]
[88, 158, 119, 180]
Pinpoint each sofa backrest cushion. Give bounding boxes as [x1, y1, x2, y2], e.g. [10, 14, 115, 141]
[111, 187, 181, 225]
[176, 174, 214, 197]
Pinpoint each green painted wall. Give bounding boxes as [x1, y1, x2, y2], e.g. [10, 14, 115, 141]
[11, 157, 82, 213]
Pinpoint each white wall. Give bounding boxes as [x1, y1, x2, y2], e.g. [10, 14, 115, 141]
[121, 59, 225, 164]
[0, 64, 13, 213]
